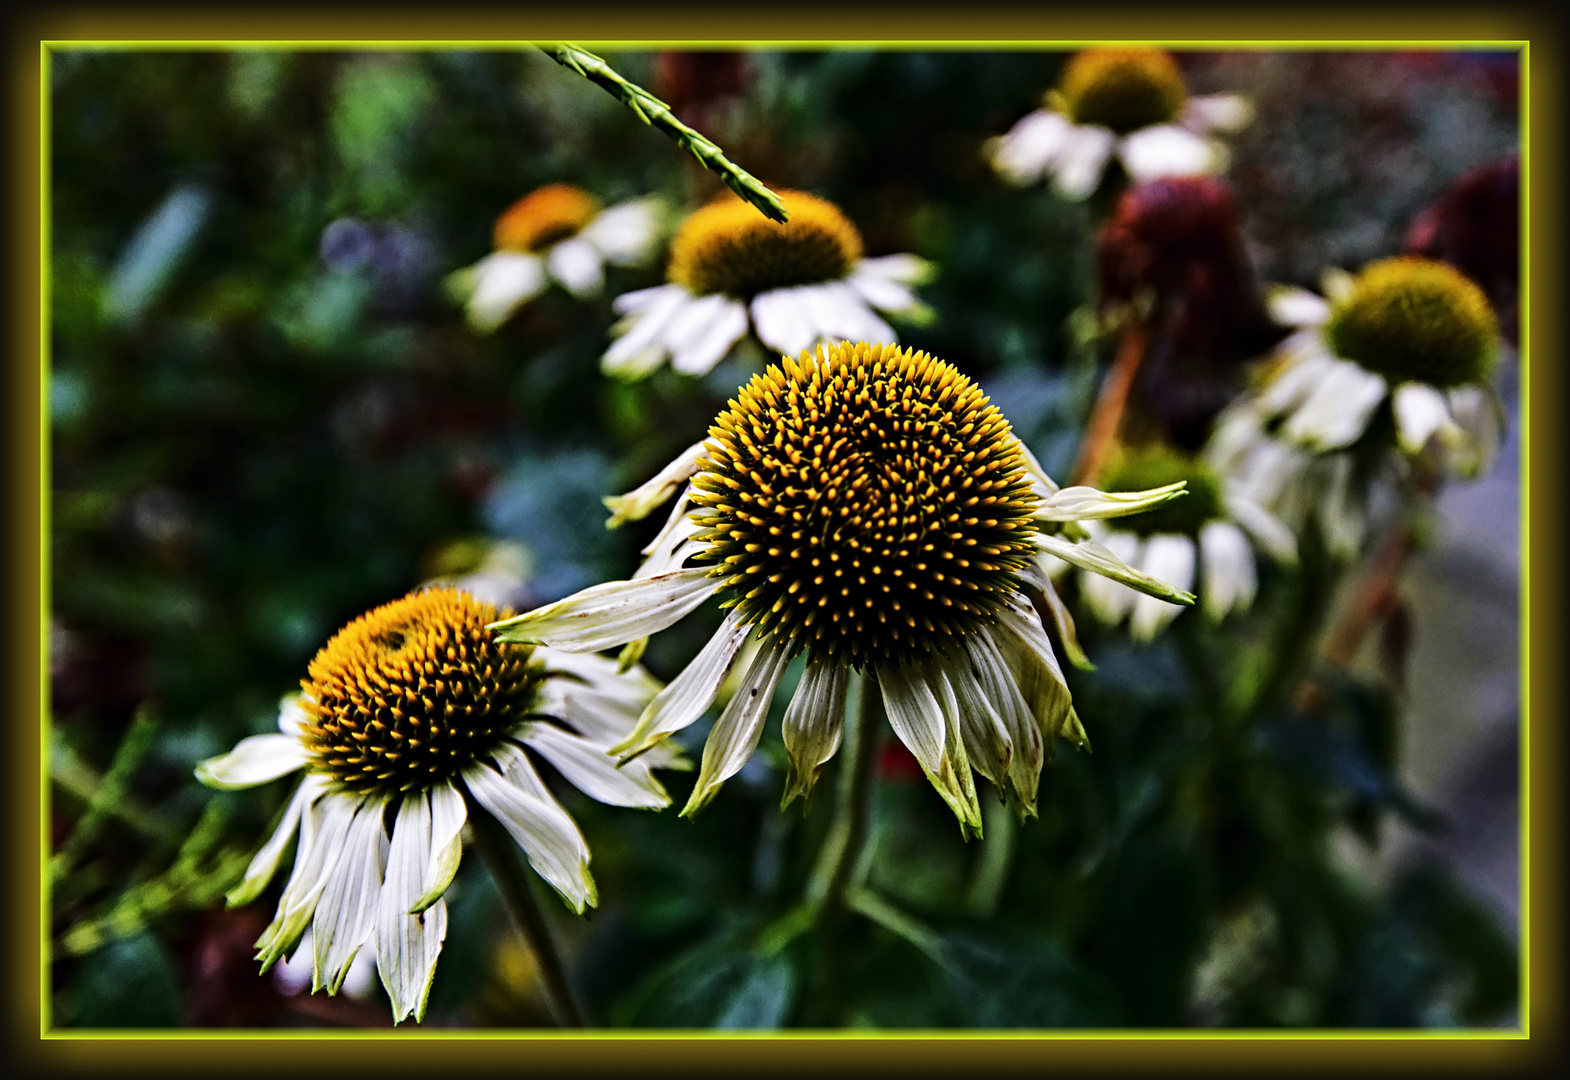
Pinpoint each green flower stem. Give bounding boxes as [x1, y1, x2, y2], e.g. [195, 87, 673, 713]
[51, 705, 161, 885]
[469, 808, 587, 1028]
[541, 44, 789, 224]
[845, 886, 948, 966]
[803, 672, 879, 916]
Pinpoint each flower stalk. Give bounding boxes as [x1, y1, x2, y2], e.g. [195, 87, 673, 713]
[542, 44, 788, 224]
[469, 805, 588, 1028]
[1072, 318, 1151, 486]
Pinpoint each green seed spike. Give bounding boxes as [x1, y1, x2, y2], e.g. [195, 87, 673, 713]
[542, 43, 789, 225]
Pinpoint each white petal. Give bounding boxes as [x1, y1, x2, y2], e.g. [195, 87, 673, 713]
[1318, 454, 1366, 560]
[855, 253, 934, 286]
[278, 694, 310, 735]
[1265, 285, 1332, 329]
[226, 773, 326, 909]
[1074, 530, 1143, 625]
[965, 630, 1042, 811]
[804, 281, 896, 347]
[490, 567, 718, 652]
[671, 295, 749, 376]
[602, 286, 692, 376]
[846, 265, 919, 316]
[1118, 125, 1223, 182]
[751, 288, 818, 359]
[254, 790, 360, 971]
[681, 635, 794, 815]
[1014, 437, 1061, 498]
[876, 662, 981, 832]
[1225, 494, 1298, 565]
[1391, 381, 1458, 455]
[1129, 535, 1196, 642]
[464, 744, 597, 913]
[988, 109, 1075, 186]
[376, 793, 447, 1024]
[1320, 268, 1357, 305]
[1052, 125, 1118, 200]
[1030, 570, 1093, 671]
[603, 441, 708, 528]
[463, 253, 546, 333]
[611, 283, 678, 317]
[412, 781, 466, 915]
[1035, 480, 1188, 522]
[312, 795, 390, 994]
[520, 722, 670, 809]
[546, 238, 605, 299]
[1180, 93, 1254, 134]
[1280, 359, 1389, 452]
[779, 658, 849, 807]
[195, 733, 309, 791]
[578, 199, 661, 266]
[1254, 335, 1341, 418]
[1198, 520, 1257, 621]
[1041, 529, 1196, 608]
[612, 608, 752, 761]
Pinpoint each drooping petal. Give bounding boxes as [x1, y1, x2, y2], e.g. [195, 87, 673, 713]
[603, 442, 708, 529]
[965, 630, 1042, 813]
[1264, 285, 1333, 329]
[1225, 493, 1298, 565]
[462, 253, 547, 333]
[941, 652, 1013, 792]
[1320, 267, 1357, 305]
[988, 109, 1076, 186]
[464, 744, 597, 914]
[1128, 535, 1196, 642]
[411, 780, 466, 915]
[1280, 357, 1389, 453]
[195, 733, 309, 791]
[226, 773, 327, 909]
[1052, 124, 1118, 200]
[847, 254, 934, 315]
[578, 199, 661, 265]
[1254, 333, 1343, 418]
[376, 792, 447, 1024]
[490, 567, 719, 652]
[1034, 480, 1188, 522]
[519, 722, 670, 809]
[1118, 124, 1223, 183]
[1198, 520, 1257, 622]
[1391, 381, 1459, 455]
[278, 694, 310, 736]
[612, 608, 753, 761]
[1022, 565, 1094, 671]
[797, 281, 896, 348]
[1441, 384, 1504, 478]
[1013, 437, 1061, 498]
[1180, 93, 1254, 134]
[751, 288, 818, 359]
[779, 657, 850, 808]
[671, 295, 750, 376]
[992, 597, 1081, 753]
[681, 635, 794, 816]
[1319, 454, 1366, 561]
[255, 790, 362, 972]
[876, 661, 982, 833]
[313, 794, 390, 994]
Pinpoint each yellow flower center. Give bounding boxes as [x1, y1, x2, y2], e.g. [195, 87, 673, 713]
[668, 190, 864, 299]
[1324, 257, 1499, 388]
[493, 183, 602, 253]
[300, 588, 545, 792]
[689, 341, 1041, 667]
[1056, 49, 1188, 134]
[1098, 446, 1222, 537]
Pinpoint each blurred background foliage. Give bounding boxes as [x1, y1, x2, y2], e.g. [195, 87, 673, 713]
[48, 47, 1518, 1029]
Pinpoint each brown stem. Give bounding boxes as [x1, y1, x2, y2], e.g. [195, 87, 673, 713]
[1072, 319, 1151, 486]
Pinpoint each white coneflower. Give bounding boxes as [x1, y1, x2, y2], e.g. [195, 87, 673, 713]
[448, 183, 661, 332]
[195, 587, 682, 1023]
[600, 191, 932, 381]
[1064, 445, 1297, 642]
[1241, 257, 1503, 472]
[494, 342, 1194, 836]
[986, 48, 1252, 201]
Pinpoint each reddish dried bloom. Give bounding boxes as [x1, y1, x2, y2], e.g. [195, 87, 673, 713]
[652, 52, 751, 130]
[1406, 156, 1519, 345]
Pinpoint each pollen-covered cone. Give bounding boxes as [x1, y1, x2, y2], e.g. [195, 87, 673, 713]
[495, 341, 1197, 835]
[194, 587, 680, 1023]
